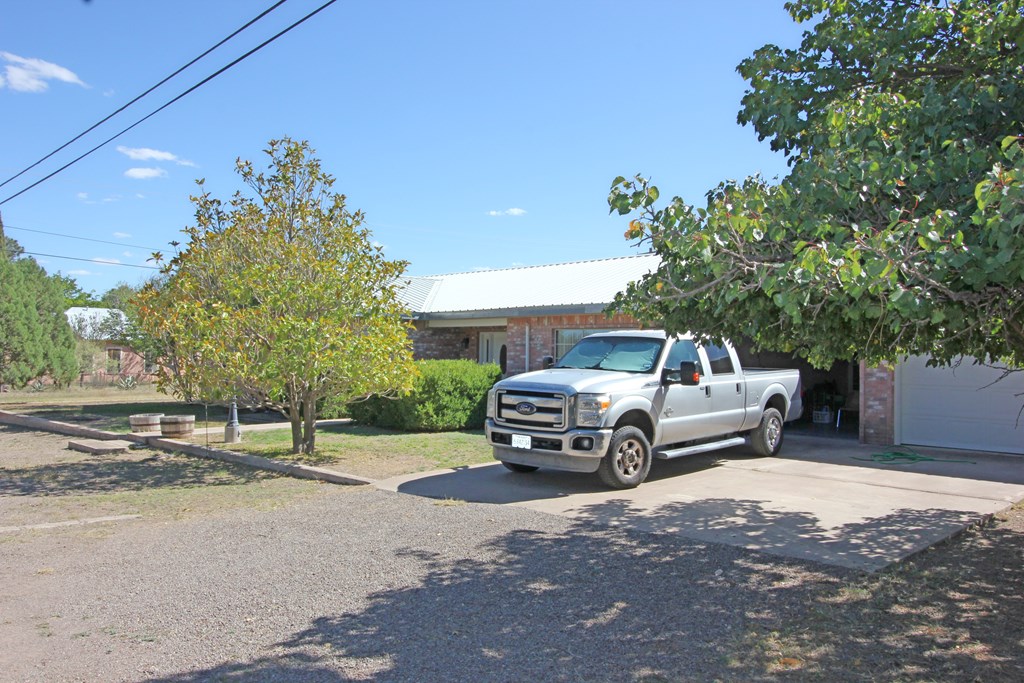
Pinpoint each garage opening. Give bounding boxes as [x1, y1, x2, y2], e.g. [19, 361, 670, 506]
[736, 345, 858, 440]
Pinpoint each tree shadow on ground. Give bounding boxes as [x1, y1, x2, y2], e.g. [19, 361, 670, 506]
[0, 452, 275, 497]
[142, 501, 1023, 682]
[568, 496, 987, 571]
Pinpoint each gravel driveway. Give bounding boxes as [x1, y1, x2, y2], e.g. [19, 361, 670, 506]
[0, 425, 843, 682]
[3, 425, 1022, 682]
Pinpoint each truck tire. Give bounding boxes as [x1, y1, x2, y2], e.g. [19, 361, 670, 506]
[750, 407, 784, 456]
[501, 461, 539, 473]
[597, 426, 652, 489]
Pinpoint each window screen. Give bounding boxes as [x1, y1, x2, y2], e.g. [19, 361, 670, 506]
[106, 347, 122, 375]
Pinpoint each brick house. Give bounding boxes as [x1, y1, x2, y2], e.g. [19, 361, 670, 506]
[65, 307, 157, 386]
[397, 254, 1024, 455]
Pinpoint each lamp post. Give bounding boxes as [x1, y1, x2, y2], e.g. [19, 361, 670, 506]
[224, 399, 241, 444]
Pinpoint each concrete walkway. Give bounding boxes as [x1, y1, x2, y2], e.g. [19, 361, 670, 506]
[376, 435, 1024, 572]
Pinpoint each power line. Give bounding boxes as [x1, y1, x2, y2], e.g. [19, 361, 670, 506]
[21, 251, 161, 270]
[0, 0, 291, 193]
[4, 224, 163, 251]
[0, 0, 340, 207]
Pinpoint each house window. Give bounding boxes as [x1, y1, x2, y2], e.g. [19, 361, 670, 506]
[106, 347, 122, 375]
[144, 352, 159, 375]
[554, 329, 612, 361]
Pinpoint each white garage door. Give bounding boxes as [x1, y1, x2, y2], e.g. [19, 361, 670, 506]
[898, 355, 1024, 454]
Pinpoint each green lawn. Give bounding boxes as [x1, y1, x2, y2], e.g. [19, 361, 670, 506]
[222, 423, 495, 480]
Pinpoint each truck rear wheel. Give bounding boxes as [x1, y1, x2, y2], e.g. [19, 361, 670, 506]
[750, 407, 784, 456]
[501, 461, 539, 473]
[597, 426, 651, 489]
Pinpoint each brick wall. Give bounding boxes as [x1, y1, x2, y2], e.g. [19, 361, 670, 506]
[505, 313, 644, 374]
[860, 361, 894, 445]
[408, 323, 477, 361]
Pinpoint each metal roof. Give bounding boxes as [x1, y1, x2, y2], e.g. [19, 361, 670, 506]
[65, 307, 127, 340]
[397, 253, 659, 318]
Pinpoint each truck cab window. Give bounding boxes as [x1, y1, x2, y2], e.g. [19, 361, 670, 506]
[703, 343, 735, 375]
[664, 340, 702, 381]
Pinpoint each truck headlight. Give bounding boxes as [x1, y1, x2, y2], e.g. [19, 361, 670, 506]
[486, 388, 497, 419]
[576, 393, 611, 427]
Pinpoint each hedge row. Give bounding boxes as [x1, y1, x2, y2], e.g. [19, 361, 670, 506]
[348, 360, 502, 432]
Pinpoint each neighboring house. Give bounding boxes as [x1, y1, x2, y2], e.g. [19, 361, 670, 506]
[397, 254, 1024, 455]
[65, 307, 156, 385]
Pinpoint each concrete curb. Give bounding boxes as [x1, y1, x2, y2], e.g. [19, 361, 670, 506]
[0, 410, 372, 486]
[144, 437, 372, 485]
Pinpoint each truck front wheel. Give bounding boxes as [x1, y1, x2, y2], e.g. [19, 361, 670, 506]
[597, 426, 652, 489]
[751, 407, 784, 456]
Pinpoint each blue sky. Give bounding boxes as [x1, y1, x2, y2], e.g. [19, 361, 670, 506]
[1, 0, 807, 297]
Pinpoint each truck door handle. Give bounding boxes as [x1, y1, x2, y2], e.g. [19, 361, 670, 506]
[704, 386, 711, 398]
[736, 383, 741, 393]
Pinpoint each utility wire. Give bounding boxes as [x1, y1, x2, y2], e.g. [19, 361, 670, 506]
[21, 251, 161, 270]
[0, 0, 291, 192]
[0, 0, 340, 207]
[4, 224, 162, 251]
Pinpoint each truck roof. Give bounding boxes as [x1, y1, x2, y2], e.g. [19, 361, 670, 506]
[586, 330, 683, 340]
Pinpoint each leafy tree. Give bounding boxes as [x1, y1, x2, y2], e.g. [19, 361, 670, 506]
[56, 274, 99, 308]
[609, 0, 1024, 371]
[135, 138, 415, 453]
[0, 223, 78, 388]
[100, 282, 138, 311]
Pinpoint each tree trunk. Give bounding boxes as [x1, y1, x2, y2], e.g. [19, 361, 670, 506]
[301, 392, 317, 454]
[288, 399, 303, 454]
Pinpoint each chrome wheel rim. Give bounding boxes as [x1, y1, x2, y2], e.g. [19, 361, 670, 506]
[616, 438, 644, 476]
[766, 416, 781, 449]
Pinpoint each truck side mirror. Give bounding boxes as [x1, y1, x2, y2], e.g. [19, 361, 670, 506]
[542, 356, 555, 369]
[678, 360, 701, 386]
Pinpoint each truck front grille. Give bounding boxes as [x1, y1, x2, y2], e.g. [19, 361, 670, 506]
[495, 390, 567, 431]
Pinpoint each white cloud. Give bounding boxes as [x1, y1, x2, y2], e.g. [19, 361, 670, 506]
[67, 269, 92, 276]
[122, 251, 133, 258]
[76, 192, 89, 201]
[487, 208, 527, 217]
[0, 51, 86, 92]
[93, 257, 121, 265]
[124, 167, 166, 180]
[113, 232, 132, 239]
[117, 146, 195, 167]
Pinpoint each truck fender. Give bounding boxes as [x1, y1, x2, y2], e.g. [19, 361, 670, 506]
[604, 396, 657, 443]
[757, 383, 792, 421]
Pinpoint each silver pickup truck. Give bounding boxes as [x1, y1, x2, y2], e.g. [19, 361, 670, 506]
[485, 330, 803, 488]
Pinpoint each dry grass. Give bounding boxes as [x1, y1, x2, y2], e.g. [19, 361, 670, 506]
[220, 423, 494, 480]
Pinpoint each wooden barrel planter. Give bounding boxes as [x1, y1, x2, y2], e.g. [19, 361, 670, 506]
[160, 415, 195, 439]
[129, 413, 164, 433]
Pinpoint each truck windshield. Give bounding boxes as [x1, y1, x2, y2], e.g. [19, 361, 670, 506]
[556, 337, 664, 373]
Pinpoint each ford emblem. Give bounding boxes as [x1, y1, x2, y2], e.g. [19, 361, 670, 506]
[515, 402, 538, 416]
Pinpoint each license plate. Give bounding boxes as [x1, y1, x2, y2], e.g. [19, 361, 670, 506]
[511, 434, 531, 449]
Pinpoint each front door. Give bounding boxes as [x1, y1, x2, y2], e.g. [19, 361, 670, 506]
[479, 332, 507, 371]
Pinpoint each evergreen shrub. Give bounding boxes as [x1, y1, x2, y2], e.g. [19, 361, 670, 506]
[349, 360, 502, 431]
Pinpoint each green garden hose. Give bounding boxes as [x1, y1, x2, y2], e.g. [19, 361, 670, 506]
[852, 447, 976, 465]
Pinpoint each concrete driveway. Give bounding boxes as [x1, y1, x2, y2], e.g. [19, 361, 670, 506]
[376, 434, 1024, 571]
